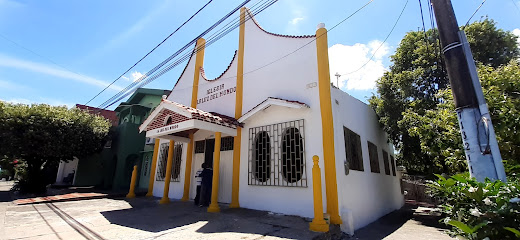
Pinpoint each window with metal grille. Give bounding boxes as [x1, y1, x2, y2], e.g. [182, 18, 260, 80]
[195, 140, 205, 153]
[343, 127, 364, 171]
[142, 152, 151, 177]
[171, 144, 183, 182]
[248, 119, 307, 187]
[221, 137, 234, 151]
[390, 155, 396, 176]
[382, 150, 390, 175]
[194, 137, 234, 153]
[367, 141, 380, 173]
[156, 143, 169, 181]
[254, 131, 271, 182]
[156, 143, 183, 182]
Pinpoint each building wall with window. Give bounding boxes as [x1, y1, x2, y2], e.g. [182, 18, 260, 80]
[146, 7, 403, 233]
[331, 87, 403, 231]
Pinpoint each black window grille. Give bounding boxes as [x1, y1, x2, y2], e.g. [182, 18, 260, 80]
[171, 144, 183, 182]
[390, 155, 396, 176]
[142, 152, 152, 177]
[194, 137, 234, 153]
[382, 150, 390, 175]
[367, 141, 380, 173]
[195, 140, 205, 153]
[254, 131, 271, 182]
[248, 119, 307, 187]
[156, 143, 169, 181]
[221, 137, 234, 151]
[156, 142, 183, 182]
[343, 127, 364, 171]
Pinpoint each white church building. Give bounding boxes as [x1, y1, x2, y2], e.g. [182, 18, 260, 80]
[139, 7, 403, 234]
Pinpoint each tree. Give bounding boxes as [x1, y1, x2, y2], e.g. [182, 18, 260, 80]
[369, 19, 519, 176]
[0, 102, 111, 193]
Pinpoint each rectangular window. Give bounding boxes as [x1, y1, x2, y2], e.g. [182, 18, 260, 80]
[248, 119, 307, 187]
[195, 140, 205, 153]
[156, 143, 183, 182]
[390, 155, 396, 176]
[343, 127, 363, 171]
[382, 150, 390, 175]
[367, 141, 380, 173]
[156, 143, 170, 181]
[194, 137, 234, 153]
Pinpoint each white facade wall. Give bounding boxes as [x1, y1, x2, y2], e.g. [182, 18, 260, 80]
[331, 88, 404, 230]
[151, 9, 403, 233]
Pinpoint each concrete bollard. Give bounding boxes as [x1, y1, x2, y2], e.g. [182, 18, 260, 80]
[309, 155, 329, 232]
[126, 165, 138, 198]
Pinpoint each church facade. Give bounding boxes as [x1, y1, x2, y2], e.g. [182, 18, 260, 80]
[139, 7, 403, 234]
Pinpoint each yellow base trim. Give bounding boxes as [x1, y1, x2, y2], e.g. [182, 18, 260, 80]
[207, 204, 220, 213]
[126, 194, 136, 198]
[229, 202, 240, 208]
[309, 221, 329, 232]
[159, 197, 170, 204]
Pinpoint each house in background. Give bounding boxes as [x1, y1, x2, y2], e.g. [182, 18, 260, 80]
[56, 88, 170, 191]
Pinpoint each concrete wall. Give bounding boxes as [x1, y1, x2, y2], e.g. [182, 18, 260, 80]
[331, 87, 404, 231]
[55, 158, 78, 184]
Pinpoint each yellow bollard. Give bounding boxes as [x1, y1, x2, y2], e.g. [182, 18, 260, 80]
[159, 140, 175, 204]
[126, 165, 138, 199]
[309, 155, 329, 232]
[207, 132, 222, 213]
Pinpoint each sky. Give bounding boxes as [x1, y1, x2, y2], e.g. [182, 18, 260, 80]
[0, 0, 518, 109]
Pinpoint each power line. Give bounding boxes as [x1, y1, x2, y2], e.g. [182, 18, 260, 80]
[101, 0, 277, 110]
[418, 0, 430, 54]
[341, 0, 408, 76]
[100, 0, 376, 110]
[97, 0, 263, 109]
[465, 0, 487, 26]
[512, 0, 520, 14]
[84, 0, 213, 105]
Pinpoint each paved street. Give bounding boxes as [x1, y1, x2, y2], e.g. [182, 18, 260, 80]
[0, 182, 453, 240]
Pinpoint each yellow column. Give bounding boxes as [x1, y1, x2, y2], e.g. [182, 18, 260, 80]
[191, 38, 206, 108]
[126, 165, 138, 199]
[159, 140, 175, 204]
[316, 25, 342, 224]
[180, 38, 205, 202]
[146, 139, 161, 197]
[230, 7, 246, 209]
[309, 156, 329, 232]
[181, 133, 194, 201]
[207, 132, 222, 213]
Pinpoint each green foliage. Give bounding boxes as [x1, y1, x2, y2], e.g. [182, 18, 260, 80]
[428, 174, 520, 239]
[369, 18, 520, 176]
[0, 102, 111, 193]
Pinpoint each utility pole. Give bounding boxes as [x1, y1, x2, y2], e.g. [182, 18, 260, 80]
[431, 0, 506, 182]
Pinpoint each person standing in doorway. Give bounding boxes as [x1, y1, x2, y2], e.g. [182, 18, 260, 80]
[194, 163, 204, 205]
[199, 163, 213, 207]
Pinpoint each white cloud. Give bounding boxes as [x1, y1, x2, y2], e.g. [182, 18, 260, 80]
[131, 71, 144, 82]
[0, 54, 123, 91]
[513, 28, 520, 46]
[328, 41, 390, 90]
[289, 17, 304, 25]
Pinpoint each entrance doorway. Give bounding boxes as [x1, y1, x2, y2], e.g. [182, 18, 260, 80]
[204, 139, 215, 167]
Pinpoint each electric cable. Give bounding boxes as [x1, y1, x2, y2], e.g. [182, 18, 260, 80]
[418, 0, 430, 54]
[84, 0, 214, 105]
[340, 0, 408, 76]
[96, 0, 254, 109]
[100, 0, 375, 109]
[98, 0, 273, 110]
[465, 0, 487, 27]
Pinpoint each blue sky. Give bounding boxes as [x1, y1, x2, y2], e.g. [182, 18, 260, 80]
[0, 0, 518, 109]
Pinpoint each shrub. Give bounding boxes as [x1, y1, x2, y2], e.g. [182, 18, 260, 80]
[428, 173, 520, 239]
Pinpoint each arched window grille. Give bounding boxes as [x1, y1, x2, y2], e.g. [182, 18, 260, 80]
[254, 131, 271, 182]
[248, 119, 307, 187]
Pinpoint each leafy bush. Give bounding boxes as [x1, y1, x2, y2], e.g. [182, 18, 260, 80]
[428, 174, 520, 239]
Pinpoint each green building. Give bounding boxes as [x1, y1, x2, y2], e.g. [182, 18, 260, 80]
[71, 88, 171, 191]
